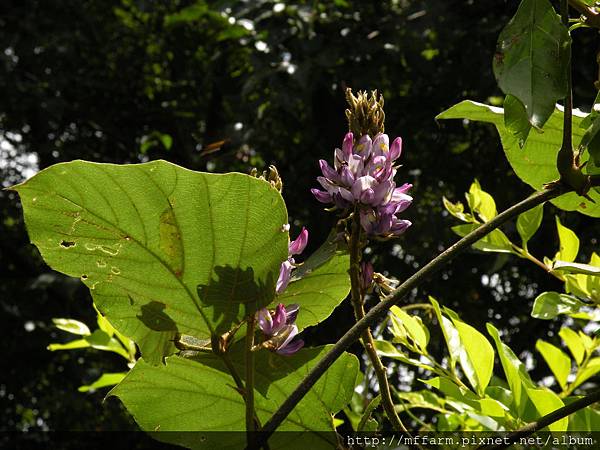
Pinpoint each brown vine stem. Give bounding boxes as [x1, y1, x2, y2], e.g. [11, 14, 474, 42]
[481, 389, 600, 450]
[348, 209, 407, 433]
[254, 186, 565, 447]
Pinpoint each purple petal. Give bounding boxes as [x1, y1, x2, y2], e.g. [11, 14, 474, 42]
[390, 219, 412, 235]
[289, 227, 308, 255]
[256, 308, 273, 335]
[272, 303, 287, 333]
[360, 209, 376, 234]
[389, 137, 402, 160]
[276, 338, 304, 355]
[276, 260, 294, 294]
[394, 183, 413, 195]
[340, 166, 354, 187]
[319, 159, 338, 181]
[338, 187, 354, 203]
[284, 304, 300, 324]
[355, 135, 372, 158]
[360, 261, 374, 292]
[311, 188, 332, 204]
[372, 133, 390, 157]
[351, 176, 376, 201]
[371, 180, 394, 206]
[348, 154, 364, 177]
[275, 324, 299, 353]
[317, 176, 335, 192]
[342, 132, 354, 159]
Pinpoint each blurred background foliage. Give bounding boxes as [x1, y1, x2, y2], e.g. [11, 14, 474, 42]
[1, 0, 599, 441]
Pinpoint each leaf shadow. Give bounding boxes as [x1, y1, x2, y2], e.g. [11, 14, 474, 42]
[197, 265, 274, 335]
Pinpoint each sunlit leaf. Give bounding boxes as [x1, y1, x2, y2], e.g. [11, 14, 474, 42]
[559, 327, 585, 366]
[531, 291, 586, 319]
[436, 101, 600, 217]
[526, 388, 568, 432]
[493, 0, 569, 129]
[78, 372, 126, 392]
[535, 339, 571, 390]
[516, 203, 543, 250]
[554, 216, 579, 263]
[52, 318, 91, 336]
[13, 160, 289, 364]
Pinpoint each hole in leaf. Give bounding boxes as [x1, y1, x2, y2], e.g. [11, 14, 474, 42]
[81, 274, 88, 280]
[60, 240, 76, 248]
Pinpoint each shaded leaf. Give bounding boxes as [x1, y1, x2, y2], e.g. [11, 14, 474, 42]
[531, 291, 586, 319]
[516, 203, 543, 250]
[493, 0, 570, 129]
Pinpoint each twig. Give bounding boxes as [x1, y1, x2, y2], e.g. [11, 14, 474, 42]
[257, 186, 564, 444]
[481, 389, 600, 450]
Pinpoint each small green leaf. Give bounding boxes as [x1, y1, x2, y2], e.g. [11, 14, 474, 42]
[553, 260, 600, 276]
[503, 95, 532, 146]
[487, 323, 535, 417]
[430, 296, 461, 370]
[389, 306, 429, 352]
[571, 357, 600, 391]
[373, 340, 434, 371]
[466, 179, 497, 222]
[52, 318, 91, 336]
[357, 395, 381, 432]
[526, 388, 568, 432]
[535, 339, 571, 390]
[531, 292, 586, 319]
[47, 339, 91, 351]
[554, 217, 579, 263]
[442, 197, 472, 222]
[493, 0, 570, 129]
[452, 224, 514, 253]
[516, 203, 543, 250]
[451, 318, 495, 396]
[559, 327, 585, 366]
[78, 372, 127, 392]
[85, 329, 131, 360]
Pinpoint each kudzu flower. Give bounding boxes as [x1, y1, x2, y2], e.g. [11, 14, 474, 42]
[360, 261, 374, 293]
[311, 132, 412, 237]
[256, 303, 304, 355]
[276, 227, 308, 294]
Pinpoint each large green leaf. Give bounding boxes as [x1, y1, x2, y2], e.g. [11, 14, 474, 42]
[278, 235, 350, 331]
[437, 101, 600, 217]
[110, 345, 358, 449]
[554, 216, 579, 263]
[493, 0, 570, 129]
[13, 160, 289, 364]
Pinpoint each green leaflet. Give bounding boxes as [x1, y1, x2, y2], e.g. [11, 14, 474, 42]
[14, 160, 289, 364]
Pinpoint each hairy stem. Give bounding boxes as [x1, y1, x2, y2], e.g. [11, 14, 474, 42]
[482, 389, 600, 450]
[348, 210, 407, 433]
[245, 315, 256, 448]
[257, 187, 563, 443]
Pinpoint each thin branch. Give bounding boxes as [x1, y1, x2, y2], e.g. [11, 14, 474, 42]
[256, 186, 564, 444]
[482, 389, 600, 450]
[348, 210, 408, 433]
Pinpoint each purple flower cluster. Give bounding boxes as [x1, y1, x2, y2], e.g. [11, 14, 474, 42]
[311, 132, 412, 237]
[256, 303, 304, 355]
[254, 228, 308, 356]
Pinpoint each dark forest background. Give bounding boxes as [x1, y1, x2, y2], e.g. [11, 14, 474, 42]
[1, 0, 598, 446]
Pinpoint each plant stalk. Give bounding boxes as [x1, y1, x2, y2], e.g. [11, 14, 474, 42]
[348, 210, 407, 433]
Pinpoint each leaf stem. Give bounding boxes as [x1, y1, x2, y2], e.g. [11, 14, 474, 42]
[481, 389, 600, 449]
[245, 315, 257, 448]
[348, 209, 408, 433]
[257, 187, 564, 442]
